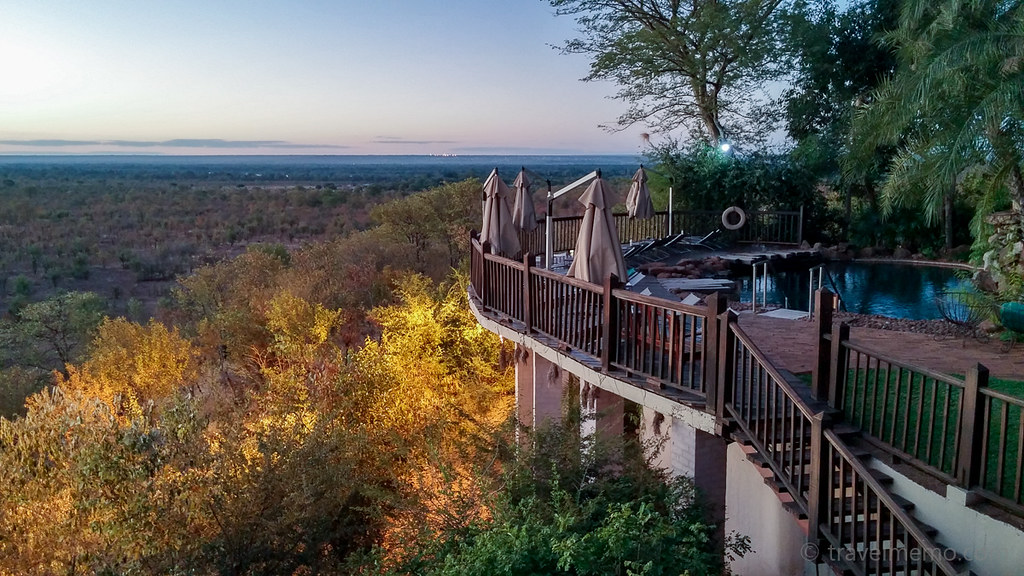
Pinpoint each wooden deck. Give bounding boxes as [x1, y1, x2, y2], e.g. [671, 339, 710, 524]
[470, 232, 1024, 575]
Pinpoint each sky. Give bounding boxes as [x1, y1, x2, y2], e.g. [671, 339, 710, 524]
[0, 0, 652, 156]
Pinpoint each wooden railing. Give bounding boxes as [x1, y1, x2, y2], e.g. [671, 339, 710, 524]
[812, 424, 965, 576]
[472, 236, 723, 395]
[607, 289, 721, 394]
[715, 311, 964, 575]
[815, 291, 1024, 516]
[974, 387, 1024, 512]
[468, 236, 1008, 574]
[716, 310, 819, 517]
[831, 332, 966, 481]
[518, 208, 804, 256]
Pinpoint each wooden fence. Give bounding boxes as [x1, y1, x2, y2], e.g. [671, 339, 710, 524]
[473, 236, 722, 395]
[469, 234, 1017, 574]
[518, 208, 803, 256]
[815, 291, 1024, 516]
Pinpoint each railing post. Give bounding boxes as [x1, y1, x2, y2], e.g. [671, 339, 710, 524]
[798, 205, 804, 245]
[714, 309, 738, 421]
[601, 274, 621, 373]
[703, 293, 727, 403]
[807, 411, 831, 560]
[827, 322, 850, 411]
[522, 253, 533, 332]
[811, 288, 834, 402]
[957, 363, 990, 487]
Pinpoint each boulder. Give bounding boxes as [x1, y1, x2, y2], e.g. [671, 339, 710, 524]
[858, 246, 875, 258]
[893, 246, 912, 259]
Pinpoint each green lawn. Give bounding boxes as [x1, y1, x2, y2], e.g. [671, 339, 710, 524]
[794, 369, 1023, 506]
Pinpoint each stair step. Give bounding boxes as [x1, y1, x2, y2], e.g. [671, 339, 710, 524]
[828, 493, 916, 521]
[834, 518, 939, 543]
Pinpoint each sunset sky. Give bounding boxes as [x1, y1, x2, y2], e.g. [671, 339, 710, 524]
[0, 0, 650, 156]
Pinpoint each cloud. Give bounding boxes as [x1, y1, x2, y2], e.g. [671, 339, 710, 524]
[371, 136, 458, 145]
[0, 139, 349, 149]
[0, 139, 103, 146]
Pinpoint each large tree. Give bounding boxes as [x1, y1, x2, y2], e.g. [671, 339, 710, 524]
[847, 0, 1024, 232]
[784, 0, 900, 236]
[549, 0, 791, 146]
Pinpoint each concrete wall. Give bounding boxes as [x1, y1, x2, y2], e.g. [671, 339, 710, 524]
[723, 442, 811, 576]
[870, 460, 1024, 576]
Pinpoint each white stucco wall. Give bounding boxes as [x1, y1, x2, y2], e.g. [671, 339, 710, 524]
[724, 442, 811, 576]
[870, 460, 1024, 576]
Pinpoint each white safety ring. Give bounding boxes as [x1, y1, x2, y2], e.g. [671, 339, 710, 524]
[722, 206, 747, 230]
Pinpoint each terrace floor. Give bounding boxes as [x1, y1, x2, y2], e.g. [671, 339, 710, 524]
[738, 311, 1024, 382]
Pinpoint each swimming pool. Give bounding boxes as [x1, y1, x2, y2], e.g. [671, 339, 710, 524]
[736, 261, 972, 320]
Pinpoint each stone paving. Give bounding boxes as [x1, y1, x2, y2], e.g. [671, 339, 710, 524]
[738, 311, 1024, 381]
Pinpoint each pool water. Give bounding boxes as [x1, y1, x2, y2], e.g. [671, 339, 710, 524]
[736, 261, 972, 320]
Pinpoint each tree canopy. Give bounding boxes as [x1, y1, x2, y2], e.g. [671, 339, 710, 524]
[550, 0, 791, 146]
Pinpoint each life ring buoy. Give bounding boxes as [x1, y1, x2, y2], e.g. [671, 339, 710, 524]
[722, 206, 746, 230]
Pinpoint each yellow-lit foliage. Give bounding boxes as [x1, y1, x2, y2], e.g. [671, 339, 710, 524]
[265, 291, 341, 366]
[357, 274, 512, 439]
[57, 318, 197, 417]
[0, 389, 215, 575]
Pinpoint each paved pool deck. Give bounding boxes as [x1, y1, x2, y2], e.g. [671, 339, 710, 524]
[737, 311, 1024, 382]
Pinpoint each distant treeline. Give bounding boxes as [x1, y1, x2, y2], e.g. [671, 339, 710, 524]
[0, 154, 643, 189]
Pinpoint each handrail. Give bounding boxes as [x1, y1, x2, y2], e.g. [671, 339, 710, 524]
[730, 323, 821, 421]
[522, 208, 805, 256]
[820, 427, 965, 576]
[610, 286, 706, 316]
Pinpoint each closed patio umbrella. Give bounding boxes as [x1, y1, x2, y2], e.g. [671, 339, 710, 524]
[567, 174, 628, 284]
[512, 167, 538, 232]
[481, 168, 521, 258]
[625, 166, 654, 219]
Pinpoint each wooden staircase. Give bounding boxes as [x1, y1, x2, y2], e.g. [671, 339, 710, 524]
[729, 403, 972, 576]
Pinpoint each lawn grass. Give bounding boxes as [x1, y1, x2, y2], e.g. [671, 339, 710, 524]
[795, 368, 1024, 505]
[840, 367, 1023, 505]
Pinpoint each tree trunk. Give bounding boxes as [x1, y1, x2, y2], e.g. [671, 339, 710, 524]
[843, 187, 852, 238]
[944, 177, 954, 251]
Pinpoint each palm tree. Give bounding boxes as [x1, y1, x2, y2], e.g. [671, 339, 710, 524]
[846, 0, 1024, 237]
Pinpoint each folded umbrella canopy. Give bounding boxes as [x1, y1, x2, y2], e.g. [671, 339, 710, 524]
[567, 175, 628, 284]
[512, 167, 538, 232]
[625, 166, 654, 219]
[480, 168, 521, 258]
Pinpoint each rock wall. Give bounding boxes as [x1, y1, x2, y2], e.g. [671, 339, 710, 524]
[981, 210, 1024, 296]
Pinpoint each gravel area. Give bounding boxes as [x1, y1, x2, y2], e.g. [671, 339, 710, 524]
[831, 311, 974, 338]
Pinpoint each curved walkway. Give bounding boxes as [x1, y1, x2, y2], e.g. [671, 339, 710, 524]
[739, 311, 1024, 381]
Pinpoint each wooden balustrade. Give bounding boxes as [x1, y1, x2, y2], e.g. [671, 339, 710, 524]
[720, 316, 821, 517]
[975, 386, 1024, 511]
[605, 289, 721, 394]
[835, 333, 966, 481]
[469, 236, 1017, 572]
[813, 289, 1024, 516]
[528, 266, 605, 358]
[516, 208, 804, 258]
[811, 424, 965, 576]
